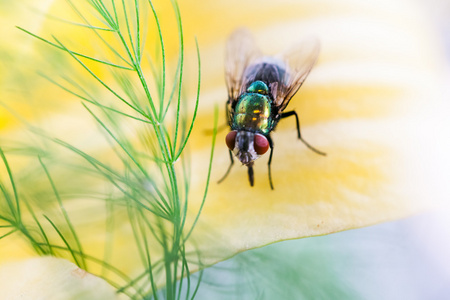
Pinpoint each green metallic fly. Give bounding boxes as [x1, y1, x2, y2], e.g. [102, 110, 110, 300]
[219, 29, 326, 190]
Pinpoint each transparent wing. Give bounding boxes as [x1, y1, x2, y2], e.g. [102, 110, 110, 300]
[274, 38, 320, 113]
[225, 28, 262, 105]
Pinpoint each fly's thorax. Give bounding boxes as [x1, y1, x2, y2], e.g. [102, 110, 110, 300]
[233, 81, 273, 134]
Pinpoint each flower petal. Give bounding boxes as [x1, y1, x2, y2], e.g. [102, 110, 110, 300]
[0, 257, 121, 300]
[183, 0, 450, 255]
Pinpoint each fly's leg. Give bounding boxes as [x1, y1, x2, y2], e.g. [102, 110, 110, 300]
[218, 149, 234, 184]
[281, 110, 326, 156]
[247, 163, 254, 187]
[205, 123, 228, 135]
[267, 135, 274, 190]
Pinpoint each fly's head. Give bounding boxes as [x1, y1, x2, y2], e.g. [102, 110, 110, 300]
[225, 131, 269, 166]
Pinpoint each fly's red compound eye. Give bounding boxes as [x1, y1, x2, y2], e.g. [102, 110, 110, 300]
[225, 131, 237, 150]
[254, 134, 269, 155]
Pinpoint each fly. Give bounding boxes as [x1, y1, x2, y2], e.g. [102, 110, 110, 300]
[218, 28, 326, 190]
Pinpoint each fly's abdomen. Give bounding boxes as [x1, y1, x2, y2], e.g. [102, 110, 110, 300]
[234, 93, 272, 134]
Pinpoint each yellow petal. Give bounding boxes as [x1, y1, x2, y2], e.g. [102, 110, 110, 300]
[183, 0, 450, 255]
[0, 257, 121, 300]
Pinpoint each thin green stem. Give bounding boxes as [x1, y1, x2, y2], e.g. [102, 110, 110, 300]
[52, 37, 148, 118]
[0, 228, 18, 240]
[44, 215, 81, 267]
[185, 105, 218, 242]
[121, 0, 137, 61]
[83, 104, 148, 178]
[171, 0, 184, 157]
[38, 156, 86, 269]
[0, 148, 21, 223]
[41, 73, 154, 124]
[137, 211, 159, 300]
[17, 27, 133, 70]
[147, 0, 166, 120]
[134, 0, 142, 62]
[190, 249, 205, 300]
[175, 38, 201, 160]
[23, 198, 55, 256]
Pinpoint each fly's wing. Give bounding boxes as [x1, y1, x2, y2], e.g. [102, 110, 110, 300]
[225, 28, 262, 107]
[274, 38, 320, 113]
